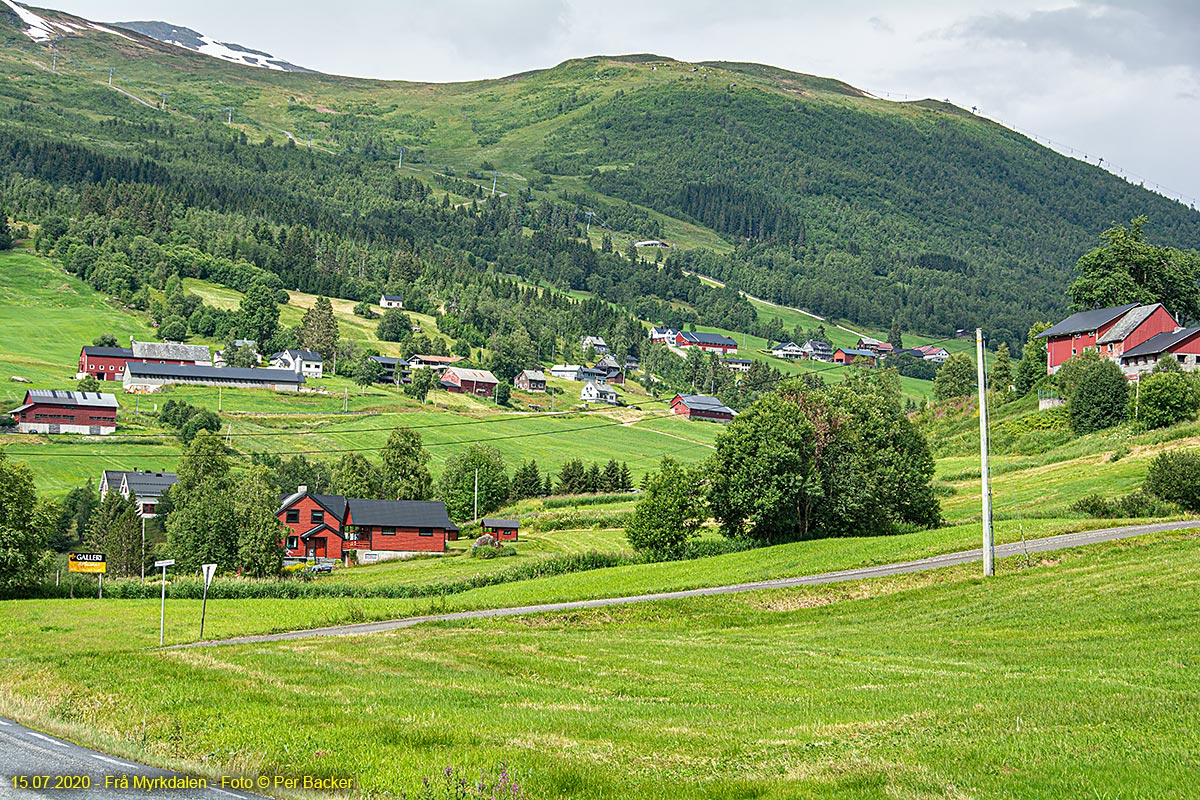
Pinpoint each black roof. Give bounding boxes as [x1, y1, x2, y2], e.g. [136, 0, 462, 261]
[1038, 304, 1140, 338]
[483, 518, 519, 528]
[125, 362, 305, 384]
[277, 491, 347, 521]
[680, 331, 738, 347]
[82, 346, 134, 358]
[348, 499, 458, 530]
[1121, 327, 1200, 358]
[673, 394, 736, 415]
[123, 471, 178, 498]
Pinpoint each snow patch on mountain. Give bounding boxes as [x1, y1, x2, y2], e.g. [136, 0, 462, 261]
[114, 20, 313, 72]
[1, 0, 70, 41]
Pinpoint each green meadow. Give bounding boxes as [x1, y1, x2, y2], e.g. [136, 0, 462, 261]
[2, 532, 1197, 798]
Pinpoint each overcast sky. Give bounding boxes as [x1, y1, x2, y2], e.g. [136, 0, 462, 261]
[32, 0, 1200, 208]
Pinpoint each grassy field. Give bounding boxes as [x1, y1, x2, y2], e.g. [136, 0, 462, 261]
[2, 532, 1197, 798]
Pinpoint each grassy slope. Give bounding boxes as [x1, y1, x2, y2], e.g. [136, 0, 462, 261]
[2, 533, 1197, 798]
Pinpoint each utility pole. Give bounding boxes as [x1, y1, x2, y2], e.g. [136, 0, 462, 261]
[976, 328, 994, 577]
[491, 172, 498, 195]
[398, 147, 404, 169]
[140, 515, 146, 582]
[51, 44, 57, 73]
[474, 468, 479, 522]
[108, 67, 114, 86]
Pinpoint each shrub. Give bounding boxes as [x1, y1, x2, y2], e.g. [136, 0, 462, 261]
[1069, 489, 1180, 519]
[1068, 360, 1129, 434]
[1143, 449, 1200, 513]
[1135, 371, 1200, 429]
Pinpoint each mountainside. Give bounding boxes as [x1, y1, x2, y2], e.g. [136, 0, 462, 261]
[1, 1, 1198, 347]
[112, 21, 313, 73]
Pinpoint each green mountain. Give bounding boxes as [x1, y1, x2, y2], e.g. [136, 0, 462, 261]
[1, 2, 1198, 348]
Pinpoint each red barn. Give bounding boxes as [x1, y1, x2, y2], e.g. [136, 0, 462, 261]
[1037, 303, 1179, 374]
[77, 346, 135, 380]
[482, 518, 519, 542]
[670, 394, 737, 422]
[675, 331, 739, 354]
[441, 367, 498, 398]
[276, 489, 459, 562]
[1120, 327, 1200, 377]
[8, 390, 117, 435]
[76, 340, 212, 381]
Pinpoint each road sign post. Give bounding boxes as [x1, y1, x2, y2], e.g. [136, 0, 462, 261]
[198, 564, 217, 640]
[155, 559, 175, 646]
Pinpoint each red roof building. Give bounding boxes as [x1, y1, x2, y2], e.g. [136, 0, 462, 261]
[1038, 303, 1178, 374]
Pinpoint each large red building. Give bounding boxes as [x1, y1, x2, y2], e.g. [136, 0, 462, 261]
[276, 489, 459, 562]
[670, 393, 737, 422]
[441, 367, 498, 398]
[1038, 303, 1178, 374]
[8, 390, 117, 435]
[675, 331, 739, 354]
[77, 340, 212, 381]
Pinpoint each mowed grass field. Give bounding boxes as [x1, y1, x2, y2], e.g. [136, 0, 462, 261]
[2, 532, 1197, 798]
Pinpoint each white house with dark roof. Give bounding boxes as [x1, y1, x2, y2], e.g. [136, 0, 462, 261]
[581, 381, 619, 405]
[100, 469, 178, 518]
[270, 349, 323, 378]
[379, 294, 404, 309]
[581, 335, 610, 355]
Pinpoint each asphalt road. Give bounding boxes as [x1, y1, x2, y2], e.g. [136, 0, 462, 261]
[0, 718, 264, 799]
[187, 519, 1200, 648]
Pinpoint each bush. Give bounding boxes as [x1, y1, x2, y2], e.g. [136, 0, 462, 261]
[1069, 489, 1180, 519]
[1068, 359, 1129, 435]
[1143, 449, 1200, 513]
[1136, 371, 1200, 429]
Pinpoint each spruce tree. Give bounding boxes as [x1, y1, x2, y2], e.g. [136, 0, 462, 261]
[299, 296, 339, 360]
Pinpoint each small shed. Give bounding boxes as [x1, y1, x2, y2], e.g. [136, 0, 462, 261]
[482, 518, 519, 542]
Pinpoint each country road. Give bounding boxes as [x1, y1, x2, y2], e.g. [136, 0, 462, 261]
[183, 519, 1200, 648]
[0, 718, 264, 799]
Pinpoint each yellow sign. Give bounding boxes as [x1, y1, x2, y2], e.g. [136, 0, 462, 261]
[68, 552, 107, 574]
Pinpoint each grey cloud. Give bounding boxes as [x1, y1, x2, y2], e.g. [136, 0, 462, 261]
[867, 15, 894, 33]
[951, 1, 1200, 73]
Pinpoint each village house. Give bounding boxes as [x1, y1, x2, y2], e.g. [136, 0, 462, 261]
[213, 340, 259, 368]
[369, 356, 411, 384]
[649, 326, 678, 343]
[676, 331, 739, 354]
[670, 393, 736, 422]
[581, 335, 610, 355]
[721, 357, 753, 372]
[623, 355, 640, 372]
[100, 469, 178, 518]
[514, 369, 547, 392]
[379, 294, 405, 309]
[595, 355, 625, 384]
[856, 337, 894, 358]
[833, 348, 878, 366]
[481, 518, 520, 542]
[8, 389, 118, 435]
[800, 340, 835, 361]
[123, 363, 306, 392]
[408, 354, 463, 371]
[550, 364, 583, 381]
[910, 344, 950, 363]
[276, 488, 459, 562]
[269, 349, 323, 378]
[581, 380, 619, 405]
[441, 367, 499, 398]
[1038, 303, 1179, 374]
[77, 339, 212, 381]
[1119, 327, 1200, 377]
[770, 341, 805, 359]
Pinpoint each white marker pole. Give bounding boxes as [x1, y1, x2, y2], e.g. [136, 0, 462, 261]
[155, 559, 175, 646]
[976, 329, 994, 577]
[199, 564, 217, 640]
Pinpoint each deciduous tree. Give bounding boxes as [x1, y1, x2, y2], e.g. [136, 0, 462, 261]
[624, 457, 706, 559]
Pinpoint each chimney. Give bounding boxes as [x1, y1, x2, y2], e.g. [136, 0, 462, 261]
[297, 485, 308, 495]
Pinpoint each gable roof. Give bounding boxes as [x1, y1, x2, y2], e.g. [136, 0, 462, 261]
[1121, 327, 1200, 358]
[1097, 304, 1167, 344]
[837, 348, 878, 359]
[482, 518, 519, 528]
[122, 471, 178, 499]
[410, 354, 462, 365]
[672, 394, 736, 415]
[347, 499, 457, 530]
[802, 340, 834, 353]
[82, 346, 135, 358]
[446, 367, 498, 383]
[679, 331, 738, 347]
[276, 491, 348, 521]
[272, 349, 322, 361]
[130, 340, 212, 361]
[912, 344, 949, 355]
[1037, 303, 1142, 338]
[124, 362, 305, 384]
[22, 390, 118, 408]
[518, 369, 546, 381]
[381, 294, 404, 302]
[771, 341, 799, 350]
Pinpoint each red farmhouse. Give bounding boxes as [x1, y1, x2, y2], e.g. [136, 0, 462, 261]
[1037, 303, 1178, 374]
[77, 340, 212, 381]
[441, 367, 499, 398]
[670, 393, 737, 422]
[675, 331, 739, 354]
[276, 488, 459, 562]
[8, 390, 117, 435]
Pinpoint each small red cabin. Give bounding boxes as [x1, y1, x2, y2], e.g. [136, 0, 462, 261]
[441, 367, 499, 398]
[481, 518, 519, 542]
[276, 489, 459, 561]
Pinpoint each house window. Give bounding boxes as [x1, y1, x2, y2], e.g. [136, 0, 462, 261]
[382, 527, 395, 535]
[286, 536, 298, 550]
[1179, 354, 1187, 364]
[310, 509, 324, 524]
[285, 509, 299, 523]
[419, 527, 434, 537]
